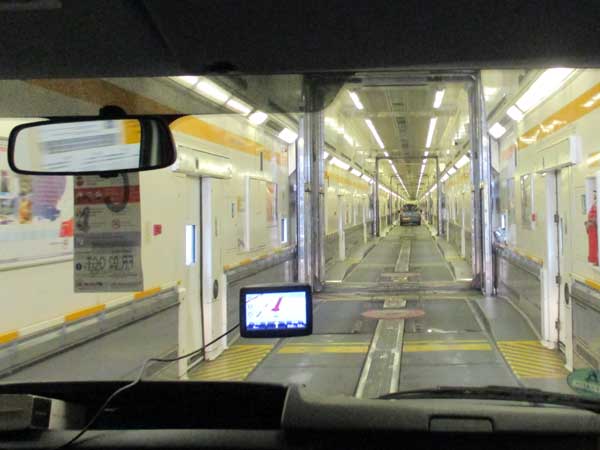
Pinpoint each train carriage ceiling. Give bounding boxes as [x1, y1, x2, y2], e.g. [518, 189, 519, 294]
[324, 70, 529, 197]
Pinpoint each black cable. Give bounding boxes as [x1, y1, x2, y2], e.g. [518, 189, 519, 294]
[56, 323, 240, 449]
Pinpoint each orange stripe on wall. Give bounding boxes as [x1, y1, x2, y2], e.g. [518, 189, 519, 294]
[134, 287, 161, 300]
[170, 116, 286, 166]
[518, 82, 600, 150]
[325, 169, 369, 192]
[0, 331, 18, 345]
[585, 278, 600, 292]
[64, 304, 106, 323]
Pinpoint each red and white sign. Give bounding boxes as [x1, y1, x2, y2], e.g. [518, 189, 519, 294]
[73, 173, 143, 292]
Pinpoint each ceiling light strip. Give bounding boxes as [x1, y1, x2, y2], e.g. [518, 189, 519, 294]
[425, 117, 438, 148]
[365, 119, 385, 149]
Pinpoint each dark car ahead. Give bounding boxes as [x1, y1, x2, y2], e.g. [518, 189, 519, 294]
[400, 204, 421, 226]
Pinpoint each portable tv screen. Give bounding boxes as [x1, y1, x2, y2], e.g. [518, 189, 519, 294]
[240, 284, 312, 338]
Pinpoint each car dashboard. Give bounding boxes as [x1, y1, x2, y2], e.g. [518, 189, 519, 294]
[0, 381, 599, 450]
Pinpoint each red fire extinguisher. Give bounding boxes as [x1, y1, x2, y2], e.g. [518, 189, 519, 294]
[587, 192, 598, 265]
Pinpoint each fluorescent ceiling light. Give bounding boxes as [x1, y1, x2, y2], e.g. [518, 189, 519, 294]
[506, 105, 524, 121]
[174, 75, 199, 86]
[587, 153, 600, 165]
[278, 128, 298, 143]
[348, 91, 364, 110]
[343, 133, 354, 146]
[424, 151, 429, 157]
[425, 117, 438, 148]
[422, 159, 427, 164]
[515, 68, 574, 113]
[433, 89, 445, 109]
[351, 168, 362, 177]
[441, 173, 449, 182]
[361, 174, 372, 183]
[383, 151, 389, 157]
[489, 122, 507, 139]
[329, 157, 350, 171]
[195, 79, 230, 103]
[583, 94, 600, 108]
[226, 98, 252, 115]
[455, 154, 470, 168]
[248, 110, 268, 125]
[448, 167, 457, 176]
[365, 119, 385, 149]
[446, 149, 450, 154]
[323, 151, 329, 159]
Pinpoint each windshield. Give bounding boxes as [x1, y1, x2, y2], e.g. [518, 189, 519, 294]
[1, 69, 599, 400]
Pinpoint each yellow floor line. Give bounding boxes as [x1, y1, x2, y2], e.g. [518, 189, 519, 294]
[404, 343, 492, 352]
[497, 340, 568, 379]
[189, 344, 273, 381]
[406, 339, 488, 344]
[278, 345, 369, 354]
[283, 342, 368, 346]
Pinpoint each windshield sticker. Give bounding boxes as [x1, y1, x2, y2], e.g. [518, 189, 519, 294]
[73, 173, 143, 292]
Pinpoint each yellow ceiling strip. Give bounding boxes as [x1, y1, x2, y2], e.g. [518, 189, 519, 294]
[325, 169, 370, 192]
[170, 115, 286, 166]
[518, 82, 600, 151]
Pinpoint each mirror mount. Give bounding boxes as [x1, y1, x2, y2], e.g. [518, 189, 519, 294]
[97, 106, 132, 180]
[98, 105, 128, 119]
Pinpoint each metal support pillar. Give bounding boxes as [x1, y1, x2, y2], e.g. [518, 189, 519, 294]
[469, 72, 494, 296]
[310, 105, 325, 291]
[296, 118, 310, 284]
[436, 157, 441, 236]
[297, 79, 325, 290]
[374, 158, 380, 236]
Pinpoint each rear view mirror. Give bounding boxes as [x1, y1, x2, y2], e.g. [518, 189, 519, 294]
[8, 118, 176, 175]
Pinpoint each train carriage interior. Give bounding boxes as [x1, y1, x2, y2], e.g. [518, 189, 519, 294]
[3, 1, 600, 449]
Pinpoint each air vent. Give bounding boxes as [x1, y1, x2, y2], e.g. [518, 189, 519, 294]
[391, 102, 407, 113]
[395, 117, 407, 133]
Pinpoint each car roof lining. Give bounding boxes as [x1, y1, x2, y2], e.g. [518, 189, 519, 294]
[0, 0, 599, 79]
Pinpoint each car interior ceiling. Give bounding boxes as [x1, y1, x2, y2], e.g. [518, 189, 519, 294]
[0, 0, 598, 80]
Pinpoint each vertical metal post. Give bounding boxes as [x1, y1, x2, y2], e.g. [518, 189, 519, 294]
[300, 78, 325, 291]
[395, 182, 399, 223]
[375, 158, 380, 236]
[296, 118, 310, 284]
[310, 107, 325, 291]
[436, 156, 441, 236]
[469, 72, 494, 295]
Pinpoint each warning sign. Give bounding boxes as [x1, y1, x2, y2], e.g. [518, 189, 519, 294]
[73, 173, 143, 292]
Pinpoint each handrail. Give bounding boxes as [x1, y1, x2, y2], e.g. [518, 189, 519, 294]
[0, 282, 179, 348]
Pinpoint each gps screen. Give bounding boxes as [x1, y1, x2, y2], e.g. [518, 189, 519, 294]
[245, 291, 307, 330]
[240, 285, 312, 337]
